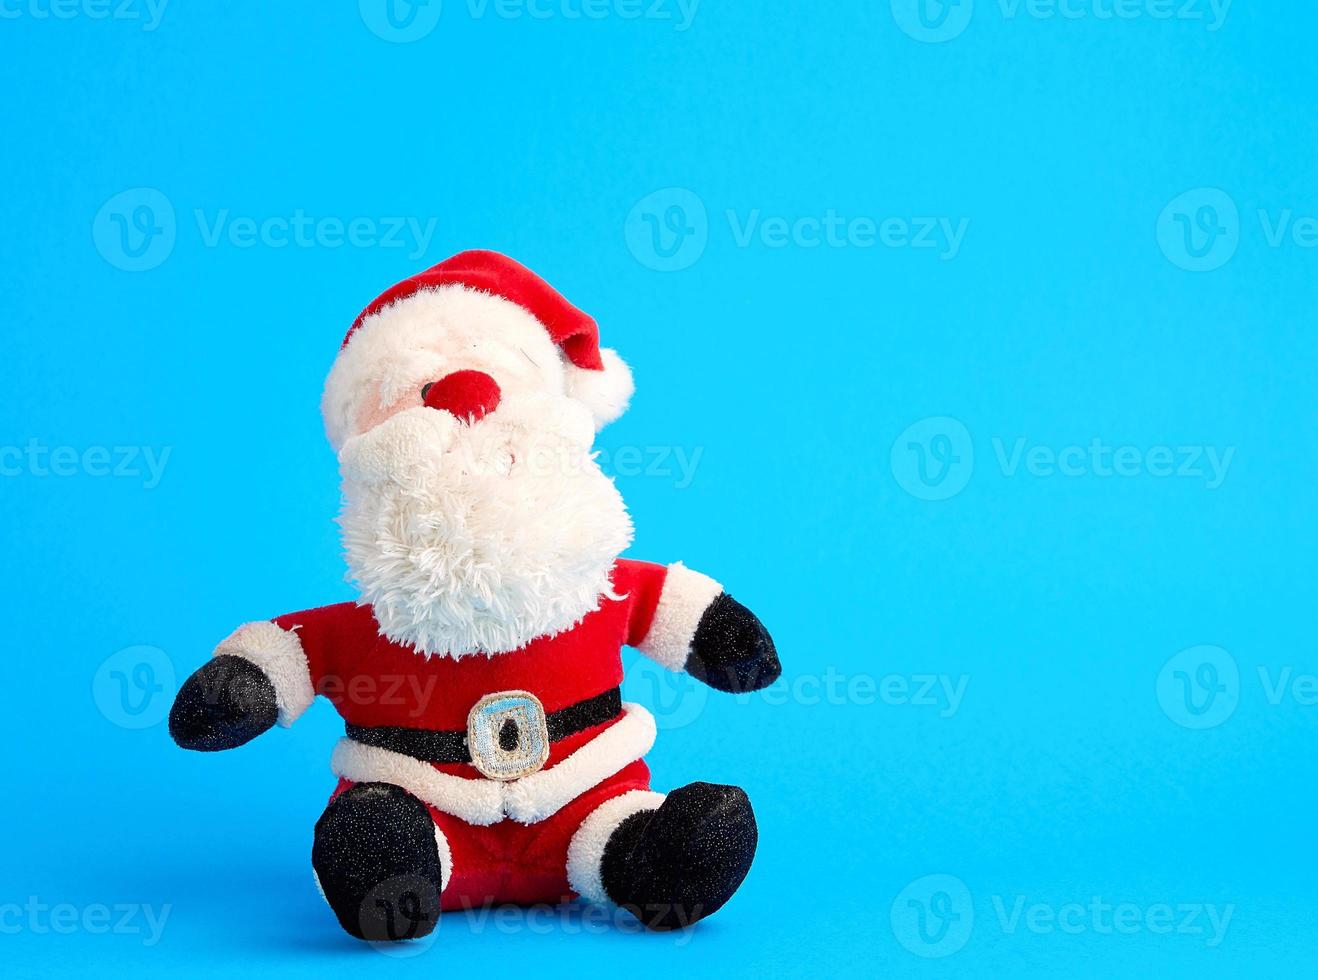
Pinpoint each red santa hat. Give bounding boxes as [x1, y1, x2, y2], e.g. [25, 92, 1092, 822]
[322, 250, 634, 449]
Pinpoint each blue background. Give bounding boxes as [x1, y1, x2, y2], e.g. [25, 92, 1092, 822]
[2, 1, 1315, 977]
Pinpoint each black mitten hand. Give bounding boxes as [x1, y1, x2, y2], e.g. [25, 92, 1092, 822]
[169, 655, 279, 752]
[686, 594, 782, 694]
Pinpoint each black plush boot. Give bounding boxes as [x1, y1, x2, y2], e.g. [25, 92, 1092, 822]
[600, 782, 758, 931]
[311, 782, 446, 942]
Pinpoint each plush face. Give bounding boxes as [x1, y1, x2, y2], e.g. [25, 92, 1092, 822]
[323, 286, 634, 658]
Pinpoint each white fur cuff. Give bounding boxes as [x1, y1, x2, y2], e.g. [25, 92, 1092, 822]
[213, 621, 314, 727]
[566, 789, 666, 905]
[636, 562, 723, 671]
[329, 703, 658, 827]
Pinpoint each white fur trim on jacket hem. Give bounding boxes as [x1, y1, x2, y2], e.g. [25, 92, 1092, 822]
[565, 789, 665, 904]
[636, 562, 723, 671]
[503, 702, 656, 824]
[214, 621, 314, 727]
[329, 702, 658, 827]
[330, 740, 504, 826]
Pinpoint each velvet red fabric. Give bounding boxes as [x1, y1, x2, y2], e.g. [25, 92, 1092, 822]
[329, 759, 652, 909]
[273, 559, 669, 739]
[345, 250, 606, 371]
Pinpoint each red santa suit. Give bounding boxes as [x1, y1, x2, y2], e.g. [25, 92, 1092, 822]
[170, 251, 778, 938]
[210, 557, 724, 909]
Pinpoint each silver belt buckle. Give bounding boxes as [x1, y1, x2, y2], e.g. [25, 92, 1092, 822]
[466, 690, 550, 781]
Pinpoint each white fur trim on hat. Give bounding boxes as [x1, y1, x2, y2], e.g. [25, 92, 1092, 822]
[566, 789, 666, 904]
[214, 621, 314, 727]
[324, 286, 634, 451]
[566, 347, 634, 430]
[323, 285, 568, 453]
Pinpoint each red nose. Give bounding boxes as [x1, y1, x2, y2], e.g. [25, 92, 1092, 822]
[423, 370, 502, 424]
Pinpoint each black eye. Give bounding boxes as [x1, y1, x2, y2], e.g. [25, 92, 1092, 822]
[420, 382, 434, 401]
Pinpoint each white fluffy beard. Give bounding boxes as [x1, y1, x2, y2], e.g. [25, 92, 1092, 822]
[337, 393, 634, 658]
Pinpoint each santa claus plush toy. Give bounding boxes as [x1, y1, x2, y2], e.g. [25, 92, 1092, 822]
[169, 250, 782, 941]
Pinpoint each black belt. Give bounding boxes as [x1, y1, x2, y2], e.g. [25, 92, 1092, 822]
[344, 687, 622, 764]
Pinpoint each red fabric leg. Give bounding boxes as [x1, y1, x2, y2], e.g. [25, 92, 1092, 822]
[329, 762, 652, 911]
